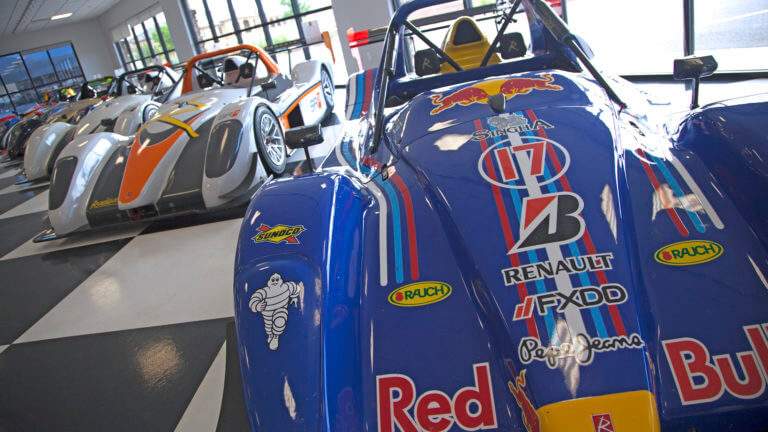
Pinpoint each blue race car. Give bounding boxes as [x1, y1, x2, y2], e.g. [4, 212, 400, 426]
[233, 0, 768, 430]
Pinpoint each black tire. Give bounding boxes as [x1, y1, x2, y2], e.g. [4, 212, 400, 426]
[254, 106, 286, 176]
[320, 67, 334, 116]
[142, 104, 158, 123]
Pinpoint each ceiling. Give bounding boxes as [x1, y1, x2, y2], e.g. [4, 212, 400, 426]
[0, 0, 120, 37]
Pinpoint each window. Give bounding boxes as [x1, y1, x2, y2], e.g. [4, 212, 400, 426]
[113, 11, 178, 71]
[694, 0, 768, 72]
[181, 0, 347, 83]
[0, 43, 86, 114]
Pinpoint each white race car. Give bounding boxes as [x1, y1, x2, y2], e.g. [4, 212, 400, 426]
[23, 66, 181, 181]
[39, 44, 334, 240]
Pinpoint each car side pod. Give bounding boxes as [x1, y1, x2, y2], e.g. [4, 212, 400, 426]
[673, 55, 718, 110]
[285, 124, 323, 173]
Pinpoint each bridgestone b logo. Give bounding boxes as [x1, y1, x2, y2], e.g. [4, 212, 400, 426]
[510, 192, 585, 254]
[252, 224, 305, 244]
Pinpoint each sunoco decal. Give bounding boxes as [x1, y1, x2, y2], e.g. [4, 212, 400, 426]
[663, 323, 768, 405]
[252, 223, 305, 245]
[429, 73, 562, 115]
[654, 240, 722, 265]
[377, 363, 497, 431]
[388, 281, 451, 307]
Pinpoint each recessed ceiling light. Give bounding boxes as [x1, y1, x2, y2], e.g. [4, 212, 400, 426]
[50, 12, 73, 20]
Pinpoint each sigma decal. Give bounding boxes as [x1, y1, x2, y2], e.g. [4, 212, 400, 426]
[337, 136, 420, 286]
[634, 148, 724, 236]
[654, 240, 723, 265]
[472, 113, 553, 141]
[507, 369, 540, 432]
[248, 272, 303, 351]
[502, 253, 614, 285]
[512, 284, 628, 321]
[519, 333, 645, 369]
[252, 223, 306, 244]
[592, 414, 615, 432]
[376, 363, 497, 432]
[475, 109, 629, 361]
[388, 281, 452, 307]
[429, 73, 562, 115]
[662, 323, 768, 405]
[89, 197, 118, 209]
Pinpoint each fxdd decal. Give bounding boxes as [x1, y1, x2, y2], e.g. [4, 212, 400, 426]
[507, 369, 540, 432]
[513, 284, 627, 321]
[655, 240, 723, 265]
[592, 414, 614, 432]
[249, 273, 303, 351]
[477, 136, 570, 189]
[252, 224, 306, 244]
[377, 363, 497, 432]
[388, 281, 452, 307]
[509, 192, 585, 254]
[430, 73, 562, 115]
[662, 323, 768, 405]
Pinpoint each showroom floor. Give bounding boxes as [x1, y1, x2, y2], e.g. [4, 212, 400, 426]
[0, 95, 345, 431]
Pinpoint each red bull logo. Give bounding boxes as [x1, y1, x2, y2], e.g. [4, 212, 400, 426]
[429, 73, 562, 115]
[508, 369, 540, 432]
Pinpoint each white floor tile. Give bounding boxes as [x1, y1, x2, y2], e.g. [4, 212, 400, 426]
[0, 345, 8, 355]
[0, 180, 48, 196]
[0, 168, 21, 179]
[16, 218, 241, 343]
[0, 190, 48, 219]
[174, 342, 226, 432]
[1, 222, 149, 261]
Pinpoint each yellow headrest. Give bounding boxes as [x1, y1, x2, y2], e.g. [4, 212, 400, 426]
[439, 17, 500, 73]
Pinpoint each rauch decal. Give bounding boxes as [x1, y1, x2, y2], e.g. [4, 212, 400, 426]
[508, 369, 540, 432]
[662, 323, 768, 405]
[654, 240, 723, 266]
[377, 363, 497, 432]
[513, 284, 628, 321]
[519, 333, 645, 369]
[388, 281, 451, 307]
[252, 223, 306, 244]
[248, 272, 303, 350]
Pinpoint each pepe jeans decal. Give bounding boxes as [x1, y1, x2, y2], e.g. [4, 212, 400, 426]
[252, 223, 306, 244]
[507, 369, 540, 432]
[513, 284, 628, 321]
[377, 363, 497, 432]
[502, 252, 614, 285]
[655, 240, 723, 265]
[388, 281, 451, 307]
[249, 273, 303, 351]
[662, 323, 768, 405]
[518, 333, 645, 369]
[472, 113, 553, 141]
[509, 192, 585, 254]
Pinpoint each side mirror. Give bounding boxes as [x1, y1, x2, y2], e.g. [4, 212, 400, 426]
[285, 124, 323, 172]
[498, 32, 526, 59]
[100, 117, 116, 130]
[673, 55, 717, 109]
[414, 49, 441, 76]
[239, 63, 254, 79]
[673, 55, 718, 81]
[261, 80, 277, 90]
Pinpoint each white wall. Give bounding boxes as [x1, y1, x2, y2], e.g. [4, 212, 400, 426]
[0, 19, 115, 79]
[331, 0, 392, 75]
[98, 0, 197, 71]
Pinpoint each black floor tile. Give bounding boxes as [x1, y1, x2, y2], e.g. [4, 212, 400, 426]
[216, 321, 251, 432]
[0, 318, 230, 432]
[0, 211, 49, 258]
[0, 238, 131, 345]
[0, 188, 46, 217]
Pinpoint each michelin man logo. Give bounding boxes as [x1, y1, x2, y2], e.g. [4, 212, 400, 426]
[249, 273, 303, 351]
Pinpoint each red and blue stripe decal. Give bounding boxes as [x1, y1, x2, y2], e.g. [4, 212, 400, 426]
[346, 69, 375, 120]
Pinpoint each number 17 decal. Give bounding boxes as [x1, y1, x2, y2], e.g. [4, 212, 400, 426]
[509, 192, 585, 254]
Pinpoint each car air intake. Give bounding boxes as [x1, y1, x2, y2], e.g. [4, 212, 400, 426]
[49, 156, 78, 210]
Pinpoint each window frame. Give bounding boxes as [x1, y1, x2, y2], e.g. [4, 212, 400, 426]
[114, 11, 178, 71]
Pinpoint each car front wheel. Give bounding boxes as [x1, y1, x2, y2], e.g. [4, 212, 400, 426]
[254, 106, 286, 176]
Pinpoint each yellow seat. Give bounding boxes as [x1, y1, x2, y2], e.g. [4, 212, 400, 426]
[439, 17, 500, 73]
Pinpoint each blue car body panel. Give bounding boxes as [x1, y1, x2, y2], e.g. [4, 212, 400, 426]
[233, 1, 768, 430]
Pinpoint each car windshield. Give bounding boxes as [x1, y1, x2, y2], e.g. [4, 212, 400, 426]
[114, 68, 178, 99]
[193, 50, 275, 91]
